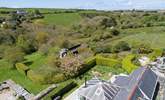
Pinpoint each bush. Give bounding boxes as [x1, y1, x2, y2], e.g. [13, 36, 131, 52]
[43, 80, 76, 99]
[137, 43, 153, 54]
[113, 41, 130, 53]
[27, 65, 65, 84]
[110, 29, 120, 36]
[149, 49, 163, 61]
[96, 56, 121, 67]
[80, 57, 96, 75]
[122, 54, 138, 73]
[27, 70, 45, 84]
[84, 57, 96, 67]
[91, 43, 112, 54]
[100, 17, 117, 28]
[15, 63, 30, 75]
[4, 47, 25, 68]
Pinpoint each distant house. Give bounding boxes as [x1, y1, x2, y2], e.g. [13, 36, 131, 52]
[78, 67, 159, 100]
[68, 44, 81, 55]
[59, 48, 68, 59]
[16, 10, 27, 15]
[59, 44, 81, 58]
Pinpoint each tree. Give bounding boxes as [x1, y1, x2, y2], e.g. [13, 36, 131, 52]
[110, 29, 120, 36]
[34, 9, 41, 15]
[113, 41, 130, 53]
[100, 17, 117, 28]
[4, 47, 25, 68]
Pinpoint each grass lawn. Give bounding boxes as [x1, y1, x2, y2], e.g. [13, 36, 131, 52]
[43, 13, 81, 26]
[24, 52, 46, 70]
[0, 59, 49, 94]
[111, 32, 165, 49]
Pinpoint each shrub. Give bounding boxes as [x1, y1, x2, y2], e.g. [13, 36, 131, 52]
[110, 29, 120, 36]
[91, 43, 112, 54]
[52, 74, 66, 83]
[122, 54, 138, 73]
[15, 63, 30, 75]
[43, 80, 76, 99]
[100, 17, 117, 28]
[4, 47, 25, 68]
[36, 32, 49, 45]
[137, 43, 153, 54]
[113, 41, 130, 53]
[27, 65, 64, 84]
[101, 32, 113, 40]
[149, 49, 163, 61]
[27, 70, 48, 84]
[80, 57, 96, 75]
[84, 57, 96, 67]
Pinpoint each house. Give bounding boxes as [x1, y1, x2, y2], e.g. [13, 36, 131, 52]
[68, 44, 81, 55]
[78, 67, 159, 100]
[16, 10, 27, 15]
[59, 44, 81, 58]
[150, 57, 165, 78]
[59, 48, 68, 59]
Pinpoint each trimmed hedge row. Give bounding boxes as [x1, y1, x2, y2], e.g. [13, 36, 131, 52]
[96, 56, 121, 67]
[122, 54, 138, 73]
[149, 49, 163, 61]
[78, 57, 96, 75]
[43, 80, 77, 100]
[15, 63, 30, 75]
[27, 70, 66, 84]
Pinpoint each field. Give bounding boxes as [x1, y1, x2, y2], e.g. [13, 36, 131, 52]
[109, 26, 165, 49]
[43, 13, 82, 26]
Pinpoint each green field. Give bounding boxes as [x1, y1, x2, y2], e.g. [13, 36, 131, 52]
[43, 13, 81, 26]
[109, 27, 165, 49]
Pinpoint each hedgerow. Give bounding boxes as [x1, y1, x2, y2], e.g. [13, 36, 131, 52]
[122, 54, 138, 73]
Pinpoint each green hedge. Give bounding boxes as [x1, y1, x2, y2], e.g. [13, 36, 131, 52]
[122, 54, 138, 73]
[84, 56, 96, 67]
[27, 70, 66, 84]
[79, 57, 96, 75]
[43, 80, 76, 100]
[15, 63, 30, 75]
[96, 56, 121, 67]
[27, 70, 46, 84]
[149, 49, 163, 61]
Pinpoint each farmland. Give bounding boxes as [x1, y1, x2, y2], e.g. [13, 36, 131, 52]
[0, 8, 165, 99]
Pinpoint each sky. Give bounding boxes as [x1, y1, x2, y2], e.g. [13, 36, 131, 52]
[1, 0, 165, 10]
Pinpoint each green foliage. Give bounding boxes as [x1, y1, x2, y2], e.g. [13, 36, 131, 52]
[43, 80, 76, 100]
[27, 65, 64, 84]
[149, 49, 163, 61]
[4, 47, 25, 68]
[91, 43, 112, 54]
[136, 43, 153, 54]
[0, 59, 48, 94]
[96, 56, 121, 67]
[100, 17, 117, 28]
[122, 54, 138, 73]
[15, 63, 30, 75]
[113, 41, 130, 53]
[84, 57, 96, 68]
[110, 29, 120, 36]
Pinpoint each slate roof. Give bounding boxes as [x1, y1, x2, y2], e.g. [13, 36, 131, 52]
[79, 77, 120, 100]
[113, 67, 158, 100]
[79, 67, 158, 100]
